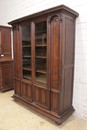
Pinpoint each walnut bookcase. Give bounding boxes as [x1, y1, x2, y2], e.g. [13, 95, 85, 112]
[9, 5, 79, 124]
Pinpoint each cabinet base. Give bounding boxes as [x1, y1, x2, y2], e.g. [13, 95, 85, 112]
[0, 87, 13, 92]
[13, 95, 74, 125]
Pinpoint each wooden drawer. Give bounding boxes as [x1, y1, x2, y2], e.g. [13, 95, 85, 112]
[0, 54, 12, 62]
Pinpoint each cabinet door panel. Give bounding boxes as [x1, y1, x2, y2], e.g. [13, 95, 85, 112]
[21, 81, 32, 101]
[51, 91, 59, 112]
[35, 21, 47, 85]
[0, 27, 12, 62]
[21, 25, 32, 81]
[33, 20, 50, 110]
[34, 85, 48, 109]
[2, 62, 13, 90]
[1, 28, 11, 54]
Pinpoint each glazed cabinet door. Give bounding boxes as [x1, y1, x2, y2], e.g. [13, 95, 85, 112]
[21, 24, 32, 101]
[33, 20, 50, 109]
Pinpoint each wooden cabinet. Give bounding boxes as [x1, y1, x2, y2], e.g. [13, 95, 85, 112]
[0, 26, 13, 92]
[9, 5, 79, 124]
[0, 61, 13, 92]
[0, 26, 12, 61]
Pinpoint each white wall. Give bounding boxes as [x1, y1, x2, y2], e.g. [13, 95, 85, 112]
[0, 0, 87, 120]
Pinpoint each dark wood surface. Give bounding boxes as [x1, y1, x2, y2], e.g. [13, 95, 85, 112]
[8, 5, 79, 25]
[9, 5, 78, 124]
[0, 26, 12, 62]
[0, 61, 14, 92]
[0, 26, 14, 92]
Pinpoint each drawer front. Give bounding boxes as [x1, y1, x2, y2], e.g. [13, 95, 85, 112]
[0, 54, 12, 62]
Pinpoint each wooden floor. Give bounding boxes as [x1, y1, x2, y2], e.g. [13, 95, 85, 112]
[0, 90, 87, 130]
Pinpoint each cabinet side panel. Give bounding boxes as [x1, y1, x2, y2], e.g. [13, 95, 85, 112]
[63, 17, 75, 111]
[64, 18, 74, 65]
[64, 68, 73, 109]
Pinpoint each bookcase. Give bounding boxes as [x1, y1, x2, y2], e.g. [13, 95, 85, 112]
[9, 5, 79, 124]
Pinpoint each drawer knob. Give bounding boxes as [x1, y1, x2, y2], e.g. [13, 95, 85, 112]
[1, 54, 4, 57]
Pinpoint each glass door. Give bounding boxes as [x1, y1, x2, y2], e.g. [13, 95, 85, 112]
[35, 21, 47, 85]
[22, 25, 32, 81]
[33, 20, 50, 109]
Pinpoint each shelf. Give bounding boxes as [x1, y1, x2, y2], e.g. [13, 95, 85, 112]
[23, 66, 31, 71]
[23, 75, 31, 80]
[35, 30, 46, 34]
[22, 45, 31, 47]
[35, 35, 47, 40]
[36, 75, 46, 84]
[35, 44, 47, 47]
[36, 56, 46, 59]
[36, 69, 46, 74]
[23, 56, 31, 58]
[22, 40, 31, 44]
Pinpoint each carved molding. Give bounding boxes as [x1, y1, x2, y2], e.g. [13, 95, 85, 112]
[12, 24, 19, 30]
[48, 14, 62, 23]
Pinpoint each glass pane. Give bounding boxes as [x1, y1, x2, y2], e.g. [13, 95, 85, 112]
[35, 21, 47, 84]
[22, 25, 31, 80]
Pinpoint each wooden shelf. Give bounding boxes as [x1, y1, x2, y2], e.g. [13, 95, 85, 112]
[36, 56, 46, 59]
[23, 55, 31, 58]
[35, 31, 46, 34]
[23, 66, 31, 71]
[35, 35, 47, 40]
[22, 40, 31, 44]
[23, 75, 31, 80]
[36, 69, 46, 74]
[22, 45, 31, 47]
[36, 75, 47, 84]
[35, 44, 47, 47]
